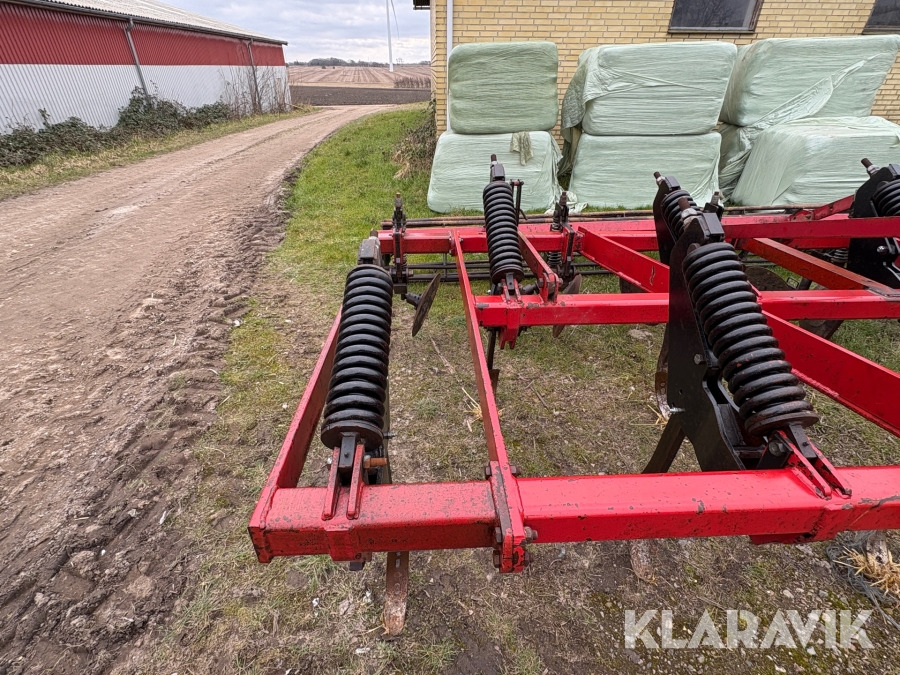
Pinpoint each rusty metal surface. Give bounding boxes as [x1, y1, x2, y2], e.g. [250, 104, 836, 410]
[382, 550, 410, 635]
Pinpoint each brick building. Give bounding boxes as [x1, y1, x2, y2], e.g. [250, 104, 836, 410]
[418, 0, 900, 133]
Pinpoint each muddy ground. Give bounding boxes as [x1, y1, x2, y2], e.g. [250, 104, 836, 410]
[0, 105, 390, 673]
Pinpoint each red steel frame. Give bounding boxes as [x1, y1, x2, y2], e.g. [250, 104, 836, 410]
[250, 205, 900, 573]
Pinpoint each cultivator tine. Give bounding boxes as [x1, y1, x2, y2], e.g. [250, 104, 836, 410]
[653, 326, 671, 421]
[551, 273, 583, 338]
[743, 265, 792, 292]
[629, 539, 655, 583]
[382, 550, 410, 635]
[406, 273, 441, 337]
[642, 412, 686, 474]
[799, 318, 844, 340]
[486, 328, 500, 389]
[618, 278, 644, 294]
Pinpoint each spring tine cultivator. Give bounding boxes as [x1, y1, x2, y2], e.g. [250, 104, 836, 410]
[250, 156, 900, 632]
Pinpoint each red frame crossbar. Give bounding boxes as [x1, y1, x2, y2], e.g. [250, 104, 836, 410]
[250, 205, 900, 573]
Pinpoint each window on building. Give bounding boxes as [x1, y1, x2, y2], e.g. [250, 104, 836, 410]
[865, 0, 900, 31]
[669, 0, 763, 32]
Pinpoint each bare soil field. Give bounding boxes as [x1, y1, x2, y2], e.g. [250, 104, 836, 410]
[291, 85, 431, 106]
[0, 105, 390, 673]
[288, 65, 431, 88]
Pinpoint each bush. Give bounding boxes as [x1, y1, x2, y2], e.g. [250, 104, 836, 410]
[37, 115, 109, 154]
[0, 125, 46, 167]
[0, 89, 237, 169]
[181, 102, 232, 129]
[114, 90, 185, 137]
[391, 100, 436, 178]
[0, 112, 112, 167]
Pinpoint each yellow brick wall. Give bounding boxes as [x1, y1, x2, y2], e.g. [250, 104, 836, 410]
[430, 0, 900, 134]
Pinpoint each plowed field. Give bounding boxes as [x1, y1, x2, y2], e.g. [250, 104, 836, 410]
[288, 65, 430, 88]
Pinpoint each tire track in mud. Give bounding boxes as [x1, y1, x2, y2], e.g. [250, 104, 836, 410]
[0, 105, 391, 674]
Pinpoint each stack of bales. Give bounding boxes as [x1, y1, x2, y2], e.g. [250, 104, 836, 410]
[732, 117, 900, 205]
[561, 42, 737, 209]
[720, 35, 900, 203]
[427, 42, 562, 213]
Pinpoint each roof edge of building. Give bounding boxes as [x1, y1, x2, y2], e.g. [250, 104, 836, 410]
[6, 0, 288, 45]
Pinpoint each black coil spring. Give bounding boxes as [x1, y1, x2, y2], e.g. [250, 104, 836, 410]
[483, 181, 524, 285]
[683, 242, 818, 437]
[661, 189, 697, 239]
[827, 247, 849, 267]
[873, 179, 900, 216]
[545, 232, 562, 269]
[546, 204, 564, 268]
[320, 265, 393, 450]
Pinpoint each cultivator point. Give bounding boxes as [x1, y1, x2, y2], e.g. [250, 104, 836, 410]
[250, 157, 900, 633]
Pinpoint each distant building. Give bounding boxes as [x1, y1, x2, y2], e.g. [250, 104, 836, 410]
[416, 0, 900, 133]
[0, 0, 290, 131]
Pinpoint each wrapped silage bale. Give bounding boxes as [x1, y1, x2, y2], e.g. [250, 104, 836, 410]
[568, 132, 721, 210]
[717, 36, 900, 199]
[717, 122, 752, 200]
[448, 41, 559, 134]
[731, 117, 900, 206]
[562, 42, 737, 137]
[427, 131, 562, 213]
[721, 36, 900, 127]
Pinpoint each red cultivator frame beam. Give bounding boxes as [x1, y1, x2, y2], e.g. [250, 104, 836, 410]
[251, 196, 900, 585]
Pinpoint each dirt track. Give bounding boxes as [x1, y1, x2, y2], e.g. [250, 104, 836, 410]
[0, 105, 389, 673]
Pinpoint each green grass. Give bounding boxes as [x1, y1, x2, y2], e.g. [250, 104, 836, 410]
[152, 104, 900, 674]
[0, 107, 315, 200]
[274, 108, 433, 297]
[832, 317, 900, 372]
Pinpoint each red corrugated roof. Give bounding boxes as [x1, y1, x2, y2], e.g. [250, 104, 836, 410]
[8, 0, 287, 44]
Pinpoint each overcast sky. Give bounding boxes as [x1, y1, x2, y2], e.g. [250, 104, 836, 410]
[170, 0, 431, 63]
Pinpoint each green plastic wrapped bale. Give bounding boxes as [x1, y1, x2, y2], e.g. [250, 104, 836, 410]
[561, 42, 736, 137]
[448, 41, 559, 134]
[568, 132, 721, 210]
[427, 131, 562, 213]
[721, 36, 900, 127]
[731, 117, 900, 206]
[717, 122, 752, 200]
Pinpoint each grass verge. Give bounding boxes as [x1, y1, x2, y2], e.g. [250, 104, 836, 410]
[151, 103, 900, 674]
[0, 107, 315, 201]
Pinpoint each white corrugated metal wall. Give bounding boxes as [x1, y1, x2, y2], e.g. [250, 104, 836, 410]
[0, 1, 290, 132]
